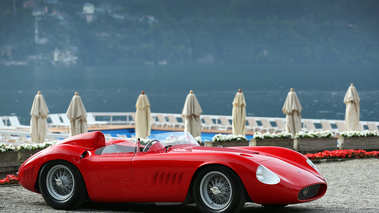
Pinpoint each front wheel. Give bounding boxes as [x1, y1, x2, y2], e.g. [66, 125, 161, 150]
[38, 161, 87, 209]
[193, 166, 246, 213]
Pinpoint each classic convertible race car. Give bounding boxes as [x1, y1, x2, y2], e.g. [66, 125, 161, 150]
[18, 131, 327, 213]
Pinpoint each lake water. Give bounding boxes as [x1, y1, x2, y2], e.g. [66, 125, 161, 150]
[1, 64, 378, 125]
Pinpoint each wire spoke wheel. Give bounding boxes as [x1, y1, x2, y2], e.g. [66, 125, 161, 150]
[39, 161, 87, 210]
[200, 171, 233, 210]
[46, 164, 75, 201]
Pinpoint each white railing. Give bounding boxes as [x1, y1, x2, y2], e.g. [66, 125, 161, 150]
[89, 112, 379, 133]
[1, 113, 379, 140]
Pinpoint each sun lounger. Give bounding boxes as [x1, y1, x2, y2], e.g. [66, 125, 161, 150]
[218, 117, 232, 131]
[367, 122, 379, 132]
[261, 118, 277, 133]
[8, 116, 30, 130]
[357, 122, 364, 131]
[167, 115, 184, 128]
[303, 120, 318, 132]
[336, 121, 345, 132]
[0, 118, 16, 130]
[336, 121, 364, 132]
[48, 114, 70, 129]
[59, 114, 71, 126]
[201, 116, 219, 129]
[274, 119, 286, 132]
[320, 120, 337, 134]
[246, 117, 261, 132]
[154, 114, 169, 127]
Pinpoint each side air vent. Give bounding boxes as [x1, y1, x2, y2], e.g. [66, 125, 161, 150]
[153, 171, 183, 187]
[80, 151, 89, 159]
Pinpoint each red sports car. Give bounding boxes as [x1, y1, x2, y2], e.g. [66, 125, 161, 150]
[18, 131, 327, 213]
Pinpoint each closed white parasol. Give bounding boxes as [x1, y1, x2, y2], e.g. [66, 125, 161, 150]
[232, 89, 246, 136]
[135, 91, 151, 138]
[182, 90, 203, 137]
[66, 92, 88, 136]
[30, 91, 49, 143]
[344, 83, 360, 131]
[282, 88, 302, 136]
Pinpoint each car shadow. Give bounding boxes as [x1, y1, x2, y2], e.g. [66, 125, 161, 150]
[77, 201, 200, 213]
[76, 201, 325, 213]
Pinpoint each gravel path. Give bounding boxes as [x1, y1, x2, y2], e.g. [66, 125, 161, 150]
[0, 158, 378, 213]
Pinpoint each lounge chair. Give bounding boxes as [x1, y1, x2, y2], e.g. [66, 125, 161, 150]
[261, 118, 277, 133]
[320, 120, 337, 134]
[219, 117, 232, 131]
[367, 122, 379, 132]
[336, 121, 364, 132]
[303, 120, 318, 132]
[0, 117, 16, 130]
[167, 115, 184, 128]
[8, 116, 30, 130]
[154, 114, 169, 127]
[274, 119, 286, 132]
[48, 114, 70, 129]
[336, 121, 345, 132]
[246, 117, 261, 132]
[59, 114, 71, 126]
[201, 116, 219, 129]
[357, 122, 364, 131]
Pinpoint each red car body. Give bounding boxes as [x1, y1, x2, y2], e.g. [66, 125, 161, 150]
[19, 131, 327, 212]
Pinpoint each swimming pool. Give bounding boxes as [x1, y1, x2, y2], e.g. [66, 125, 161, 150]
[97, 128, 254, 141]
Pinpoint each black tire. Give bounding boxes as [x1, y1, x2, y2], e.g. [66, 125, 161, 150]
[193, 166, 246, 213]
[38, 160, 87, 210]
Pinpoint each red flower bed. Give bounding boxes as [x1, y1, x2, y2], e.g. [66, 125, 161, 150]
[0, 174, 19, 185]
[306, 149, 379, 160]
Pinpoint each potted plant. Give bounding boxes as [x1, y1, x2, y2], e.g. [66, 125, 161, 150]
[250, 132, 294, 149]
[0, 144, 18, 174]
[205, 134, 249, 147]
[338, 130, 379, 150]
[294, 131, 337, 153]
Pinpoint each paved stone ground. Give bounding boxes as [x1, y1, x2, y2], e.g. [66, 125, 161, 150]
[0, 158, 378, 213]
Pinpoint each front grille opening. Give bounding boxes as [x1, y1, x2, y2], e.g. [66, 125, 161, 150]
[298, 184, 320, 200]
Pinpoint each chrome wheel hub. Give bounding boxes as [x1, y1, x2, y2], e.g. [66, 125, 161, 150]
[46, 165, 75, 201]
[210, 186, 222, 195]
[200, 171, 232, 210]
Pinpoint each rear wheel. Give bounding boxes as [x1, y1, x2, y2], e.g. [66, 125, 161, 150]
[39, 161, 86, 209]
[193, 166, 245, 213]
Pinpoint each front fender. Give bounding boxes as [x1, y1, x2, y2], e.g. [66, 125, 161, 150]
[18, 144, 87, 193]
[230, 146, 320, 176]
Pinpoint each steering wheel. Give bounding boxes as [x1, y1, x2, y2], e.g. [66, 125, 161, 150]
[142, 140, 159, 152]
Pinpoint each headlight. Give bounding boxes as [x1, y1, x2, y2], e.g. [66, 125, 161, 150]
[256, 165, 280, 185]
[307, 158, 319, 173]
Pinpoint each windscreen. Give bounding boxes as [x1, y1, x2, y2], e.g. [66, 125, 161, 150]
[149, 132, 200, 147]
